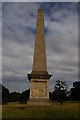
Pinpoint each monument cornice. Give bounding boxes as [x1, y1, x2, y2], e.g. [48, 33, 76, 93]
[28, 71, 52, 81]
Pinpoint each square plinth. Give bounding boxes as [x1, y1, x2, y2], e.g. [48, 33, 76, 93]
[30, 79, 49, 99]
[27, 78, 51, 106]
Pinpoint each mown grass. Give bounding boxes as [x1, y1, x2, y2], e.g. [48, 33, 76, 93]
[2, 101, 79, 119]
[0, 105, 2, 120]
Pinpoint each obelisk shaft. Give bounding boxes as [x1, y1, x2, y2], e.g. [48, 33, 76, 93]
[32, 9, 47, 73]
[27, 9, 52, 106]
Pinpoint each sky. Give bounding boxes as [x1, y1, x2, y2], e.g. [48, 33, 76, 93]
[0, 2, 2, 86]
[1, 0, 80, 2]
[2, 2, 78, 92]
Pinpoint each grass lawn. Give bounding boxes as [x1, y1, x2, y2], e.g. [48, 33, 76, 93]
[2, 101, 79, 119]
[0, 105, 2, 120]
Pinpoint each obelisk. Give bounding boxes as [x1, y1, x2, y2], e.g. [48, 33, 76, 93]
[28, 9, 52, 106]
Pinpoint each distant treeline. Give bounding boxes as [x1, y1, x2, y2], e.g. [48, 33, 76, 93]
[1, 81, 80, 104]
[49, 81, 80, 102]
[2, 85, 30, 104]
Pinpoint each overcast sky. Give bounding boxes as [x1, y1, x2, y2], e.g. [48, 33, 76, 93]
[2, 0, 80, 2]
[2, 2, 78, 92]
[0, 2, 2, 86]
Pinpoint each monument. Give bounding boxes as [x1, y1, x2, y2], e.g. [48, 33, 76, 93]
[27, 9, 52, 106]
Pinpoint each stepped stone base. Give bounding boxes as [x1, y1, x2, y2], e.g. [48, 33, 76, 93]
[27, 98, 52, 107]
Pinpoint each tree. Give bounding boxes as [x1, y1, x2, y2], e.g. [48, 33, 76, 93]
[0, 84, 2, 104]
[69, 81, 80, 101]
[9, 92, 21, 102]
[51, 80, 68, 104]
[2, 85, 10, 104]
[2, 84, 30, 103]
[20, 89, 30, 103]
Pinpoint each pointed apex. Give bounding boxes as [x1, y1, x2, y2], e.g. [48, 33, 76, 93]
[38, 8, 43, 11]
[37, 8, 44, 16]
[38, 6, 43, 10]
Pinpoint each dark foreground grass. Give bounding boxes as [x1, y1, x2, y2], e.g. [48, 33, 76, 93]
[2, 102, 79, 120]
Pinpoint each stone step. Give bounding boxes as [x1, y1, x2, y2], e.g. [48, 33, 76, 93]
[27, 99, 52, 107]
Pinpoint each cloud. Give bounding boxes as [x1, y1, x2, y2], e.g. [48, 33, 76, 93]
[44, 3, 78, 90]
[2, 2, 78, 92]
[2, 0, 79, 2]
[0, 2, 2, 84]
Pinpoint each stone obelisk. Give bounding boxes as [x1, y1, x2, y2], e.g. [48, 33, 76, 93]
[28, 9, 52, 106]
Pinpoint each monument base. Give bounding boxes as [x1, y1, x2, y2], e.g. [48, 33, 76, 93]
[27, 98, 52, 107]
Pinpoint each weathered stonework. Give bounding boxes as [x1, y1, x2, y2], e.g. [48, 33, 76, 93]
[30, 79, 49, 99]
[27, 9, 52, 106]
[32, 9, 47, 73]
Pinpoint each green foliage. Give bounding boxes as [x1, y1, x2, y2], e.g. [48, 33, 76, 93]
[20, 90, 30, 103]
[2, 85, 30, 104]
[69, 81, 80, 101]
[2, 85, 10, 104]
[51, 80, 68, 104]
[9, 92, 21, 102]
[0, 84, 2, 104]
